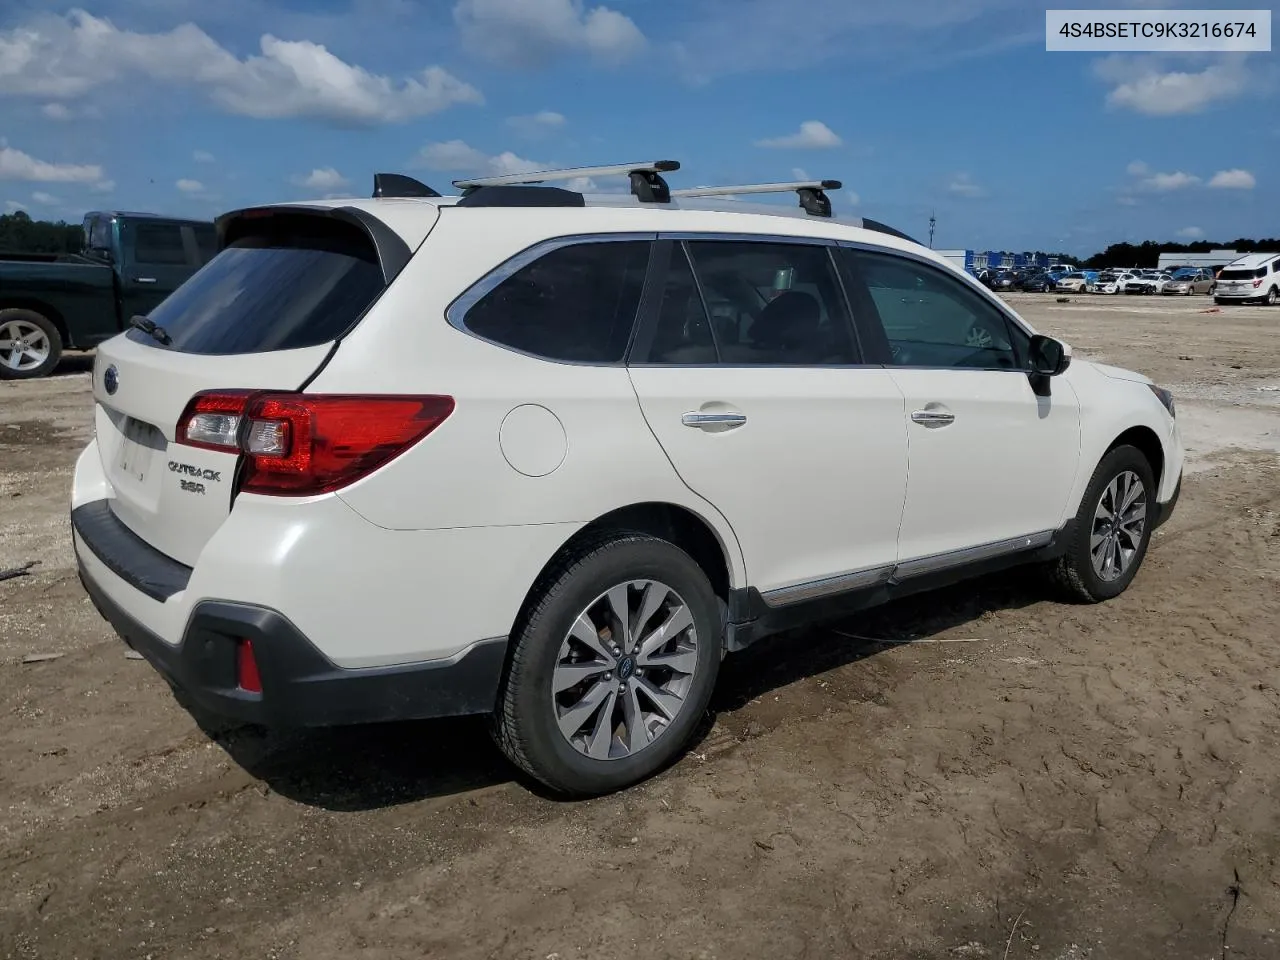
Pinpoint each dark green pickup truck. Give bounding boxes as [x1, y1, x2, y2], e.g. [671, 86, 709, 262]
[0, 211, 215, 379]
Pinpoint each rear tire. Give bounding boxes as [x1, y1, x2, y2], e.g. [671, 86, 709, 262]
[0, 308, 62, 380]
[1049, 444, 1156, 604]
[1266, 287, 1278, 306]
[492, 533, 721, 796]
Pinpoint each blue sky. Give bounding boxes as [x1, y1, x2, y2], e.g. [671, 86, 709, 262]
[0, 0, 1275, 255]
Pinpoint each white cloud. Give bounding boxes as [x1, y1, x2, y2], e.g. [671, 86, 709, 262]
[506, 110, 567, 138]
[193, 150, 215, 163]
[1126, 160, 1149, 176]
[5, 200, 25, 212]
[1176, 226, 1204, 239]
[42, 102, 71, 120]
[791, 167, 810, 181]
[0, 145, 105, 184]
[90, 179, 115, 194]
[30, 191, 60, 204]
[755, 121, 842, 149]
[947, 173, 985, 198]
[846, 191, 860, 206]
[1095, 55, 1249, 115]
[1144, 171, 1199, 191]
[1117, 195, 1138, 206]
[413, 140, 545, 178]
[454, 0, 645, 67]
[176, 178, 205, 193]
[1208, 168, 1255, 190]
[0, 9, 483, 125]
[295, 167, 351, 191]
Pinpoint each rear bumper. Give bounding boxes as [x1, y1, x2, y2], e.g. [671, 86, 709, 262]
[77, 560, 507, 727]
[72, 501, 508, 727]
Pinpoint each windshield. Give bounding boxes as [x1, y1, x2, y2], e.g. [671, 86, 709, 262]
[135, 217, 386, 355]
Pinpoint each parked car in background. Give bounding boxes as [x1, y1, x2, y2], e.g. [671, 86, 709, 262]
[990, 270, 1018, 291]
[1095, 271, 1137, 295]
[1214, 254, 1280, 305]
[1161, 268, 1216, 296]
[1056, 271, 1093, 293]
[0, 211, 216, 379]
[1122, 272, 1172, 295]
[1018, 271, 1054, 292]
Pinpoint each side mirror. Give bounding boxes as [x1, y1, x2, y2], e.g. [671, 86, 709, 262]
[1029, 335, 1070, 376]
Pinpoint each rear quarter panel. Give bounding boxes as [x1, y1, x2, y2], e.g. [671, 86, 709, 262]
[306, 211, 748, 588]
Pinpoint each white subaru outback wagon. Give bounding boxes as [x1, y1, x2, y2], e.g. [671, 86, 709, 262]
[72, 162, 1184, 796]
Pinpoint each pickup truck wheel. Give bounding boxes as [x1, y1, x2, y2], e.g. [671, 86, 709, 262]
[492, 533, 721, 796]
[0, 309, 62, 380]
[1048, 444, 1156, 603]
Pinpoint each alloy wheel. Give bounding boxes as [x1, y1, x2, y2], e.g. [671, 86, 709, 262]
[552, 580, 699, 761]
[1090, 470, 1147, 582]
[0, 320, 51, 373]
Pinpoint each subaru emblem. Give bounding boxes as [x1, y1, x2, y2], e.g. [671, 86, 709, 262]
[103, 364, 119, 395]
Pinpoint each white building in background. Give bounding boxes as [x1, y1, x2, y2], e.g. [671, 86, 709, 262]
[1156, 250, 1241, 271]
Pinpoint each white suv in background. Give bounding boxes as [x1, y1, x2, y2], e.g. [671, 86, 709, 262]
[72, 162, 1184, 796]
[1214, 253, 1280, 305]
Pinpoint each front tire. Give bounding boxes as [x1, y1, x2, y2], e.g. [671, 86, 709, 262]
[492, 533, 722, 796]
[1049, 445, 1157, 603]
[0, 308, 63, 380]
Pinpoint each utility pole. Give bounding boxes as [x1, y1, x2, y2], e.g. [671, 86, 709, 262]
[928, 211, 936, 249]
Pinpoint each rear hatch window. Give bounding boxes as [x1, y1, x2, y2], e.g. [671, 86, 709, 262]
[131, 213, 385, 355]
[1218, 267, 1267, 281]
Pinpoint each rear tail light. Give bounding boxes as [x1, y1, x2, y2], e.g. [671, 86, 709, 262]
[175, 392, 455, 496]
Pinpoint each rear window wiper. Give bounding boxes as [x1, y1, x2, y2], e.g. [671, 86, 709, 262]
[130, 315, 172, 346]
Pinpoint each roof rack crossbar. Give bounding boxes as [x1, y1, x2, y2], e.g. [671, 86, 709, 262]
[454, 160, 680, 203]
[670, 179, 843, 218]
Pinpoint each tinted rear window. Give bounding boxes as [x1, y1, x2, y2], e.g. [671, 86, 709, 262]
[138, 216, 384, 355]
[1218, 267, 1267, 280]
[459, 240, 650, 363]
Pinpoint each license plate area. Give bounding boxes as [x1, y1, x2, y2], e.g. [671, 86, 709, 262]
[115, 416, 165, 485]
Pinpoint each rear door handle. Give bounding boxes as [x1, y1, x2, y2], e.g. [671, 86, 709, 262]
[910, 410, 956, 426]
[132, 277, 158, 284]
[682, 412, 747, 430]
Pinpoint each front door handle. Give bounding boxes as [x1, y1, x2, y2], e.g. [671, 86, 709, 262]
[682, 412, 747, 430]
[132, 277, 158, 284]
[910, 410, 956, 426]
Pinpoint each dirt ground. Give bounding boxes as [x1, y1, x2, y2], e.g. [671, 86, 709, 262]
[2, 293, 1279, 960]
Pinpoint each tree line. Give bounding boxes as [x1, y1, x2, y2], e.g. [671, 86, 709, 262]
[0, 211, 85, 254]
[1083, 238, 1280, 269]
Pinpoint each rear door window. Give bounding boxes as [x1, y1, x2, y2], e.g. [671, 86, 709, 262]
[133, 223, 188, 265]
[458, 239, 650, 363]
[137, 215, 386, 355]
[664, 240, 858, 365]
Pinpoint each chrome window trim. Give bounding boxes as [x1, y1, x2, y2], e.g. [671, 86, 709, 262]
[445, 232, 658, 367]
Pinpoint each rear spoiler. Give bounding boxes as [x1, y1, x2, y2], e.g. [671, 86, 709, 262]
[213, 205, 413, 286]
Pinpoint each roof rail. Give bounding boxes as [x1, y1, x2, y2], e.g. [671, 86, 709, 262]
[670, 179, 842, 218]
[454, 160, 680, 203]
[372, 173, 441, 199]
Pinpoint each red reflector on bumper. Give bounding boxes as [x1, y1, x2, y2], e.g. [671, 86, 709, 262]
[237, 639, 262, 693]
